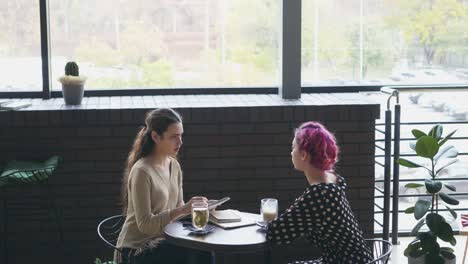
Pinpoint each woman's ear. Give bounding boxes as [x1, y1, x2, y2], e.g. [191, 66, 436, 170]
[300, 150, 308, 161]
[151, 131, 159, 143]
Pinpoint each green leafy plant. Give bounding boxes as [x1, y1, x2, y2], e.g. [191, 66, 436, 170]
[398, 124, 459, 263]
[94, 258, 116, 264]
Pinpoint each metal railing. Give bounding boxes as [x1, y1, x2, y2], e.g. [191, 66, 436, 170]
[374, 87, 468, 245]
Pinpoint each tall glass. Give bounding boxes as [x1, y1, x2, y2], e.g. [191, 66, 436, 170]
[261, 198, 278, 223]
[192, 202, 209, 230]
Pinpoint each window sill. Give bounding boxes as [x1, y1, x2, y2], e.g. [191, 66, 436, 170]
[0, 93, 379, 112]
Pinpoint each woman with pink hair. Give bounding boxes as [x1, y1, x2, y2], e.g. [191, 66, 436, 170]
[266, 122, 373, 264]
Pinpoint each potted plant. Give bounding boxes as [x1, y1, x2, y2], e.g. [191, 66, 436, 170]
[58, 61, 86, 105]
[94, 258, 116, 264]
[398, 124, 459, 264]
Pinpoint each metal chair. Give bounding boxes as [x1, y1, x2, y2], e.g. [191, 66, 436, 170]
[97, 214, 125, 252]
[0, 156, 63, 264]
[365, 239, 392, 264]
[284, 238, 392, 264]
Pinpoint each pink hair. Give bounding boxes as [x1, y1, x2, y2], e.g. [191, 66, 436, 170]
[294, 122, 339, 171]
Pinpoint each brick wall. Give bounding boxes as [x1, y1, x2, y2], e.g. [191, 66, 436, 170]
[0, 99, 379, 264]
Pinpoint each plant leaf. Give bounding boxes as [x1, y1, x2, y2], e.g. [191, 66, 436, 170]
[411, 218, 425, 236]
[434, 145, 458, 162]
[426, 213, 445, 234]
[405, 206, 415, 214]
[404, 241, 421, 257]
[440, 247, 454, 253]
[437, 222, 455, 243]
[444, 184, 456, 191]
[412, 129, 427, 139]
[398, 158, 423, 168]
[409, 141, 416, 151]
[439, 192, 460, 205]
[425, 179, 442, 194]
[435, 159, 458, 176]
[445, 206, 457, 219]
[415, 199, 431, 220]
[419, 232, 440, 255]
[416, 136, 440, 159]
[440, 250, 456, 260]
[429, 124, 443, 140]
[439, 129, 457, 147]
[405, 183, 425, 188]
[449, 236, 457, 246]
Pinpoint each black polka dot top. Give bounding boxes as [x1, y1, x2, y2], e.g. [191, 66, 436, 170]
[266, 176, 373, 264]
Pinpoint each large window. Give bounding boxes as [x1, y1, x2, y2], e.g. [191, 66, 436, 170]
[0, 0, 42, 92]
[49, 0, 280, 90]
[302, 0, 468, 87]
[1, 1, 466, 94]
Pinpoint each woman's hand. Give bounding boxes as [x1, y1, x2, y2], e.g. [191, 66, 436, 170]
[183, 196, 208, 215]
[170, 196, 208, 221]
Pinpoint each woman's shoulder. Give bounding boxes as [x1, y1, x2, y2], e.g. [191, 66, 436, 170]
[306, 175, 346, 193]
[169, 157, 182, 173]
[169, 156, 181, 168]
[129, 158, 153, 178]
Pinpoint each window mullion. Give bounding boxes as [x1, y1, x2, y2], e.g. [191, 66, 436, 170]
[280, 0, 301, 99]
[39, 0, 51, 99]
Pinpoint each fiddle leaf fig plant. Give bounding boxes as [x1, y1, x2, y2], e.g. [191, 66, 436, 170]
[398, 124, 459, 262]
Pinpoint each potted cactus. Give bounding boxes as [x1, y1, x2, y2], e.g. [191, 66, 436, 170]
[58, 61, 86, 105]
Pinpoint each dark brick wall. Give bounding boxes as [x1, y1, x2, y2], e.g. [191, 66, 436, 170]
[0, 104, 379, 264]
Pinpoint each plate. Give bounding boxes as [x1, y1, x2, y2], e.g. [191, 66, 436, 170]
[185, 224, 215, 235]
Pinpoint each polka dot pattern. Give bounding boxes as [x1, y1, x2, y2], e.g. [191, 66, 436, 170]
[266, 176, 373, 264]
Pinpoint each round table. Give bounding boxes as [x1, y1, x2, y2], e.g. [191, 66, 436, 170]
[164, 212, 271, 264]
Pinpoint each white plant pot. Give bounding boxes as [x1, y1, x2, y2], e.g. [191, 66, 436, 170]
[62, 83, 84, 105]
[408, 255, 456, 264]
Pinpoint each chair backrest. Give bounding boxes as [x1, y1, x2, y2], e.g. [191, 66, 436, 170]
[97, 215, 125, 252]
[365, 239, 393, 264]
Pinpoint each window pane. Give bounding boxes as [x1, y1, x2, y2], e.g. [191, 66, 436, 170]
[0, 1, 42, 92]
[50, 0, 280, 90]
[302, 0, 468, 86]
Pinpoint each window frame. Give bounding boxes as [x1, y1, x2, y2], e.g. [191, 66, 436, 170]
[0, 0, 464, 99]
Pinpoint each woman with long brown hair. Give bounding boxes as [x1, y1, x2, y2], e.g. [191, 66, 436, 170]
[116, 108, 211, 264]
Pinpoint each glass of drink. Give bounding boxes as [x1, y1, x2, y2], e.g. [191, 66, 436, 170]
[261, 198, 278, 223]
[192, 201, 209, 230]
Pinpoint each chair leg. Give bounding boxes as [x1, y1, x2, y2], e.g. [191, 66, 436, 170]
[2, 190, 8, 264]
[46, 182, 63, 244]
[264, 248, 272, 264]
[46, 181, 65, 263]
[212, 251, 225, 264]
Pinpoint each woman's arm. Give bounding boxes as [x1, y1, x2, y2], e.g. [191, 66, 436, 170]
[176, 167, 185, 207]
[131, 168, 175, 235]
[266, 189, 318, 245]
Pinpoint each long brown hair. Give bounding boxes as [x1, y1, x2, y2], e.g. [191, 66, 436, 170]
[121, 108, 182, 215]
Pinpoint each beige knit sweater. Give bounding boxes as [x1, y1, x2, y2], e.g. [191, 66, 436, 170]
[116, 156, 184, 249]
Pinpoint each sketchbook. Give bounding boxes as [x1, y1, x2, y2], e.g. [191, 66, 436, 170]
[209, 209, 242, 223]
[208, 211, 257, 229]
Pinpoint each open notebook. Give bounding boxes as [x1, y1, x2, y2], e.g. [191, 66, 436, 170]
[209, 210, 257, 229]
